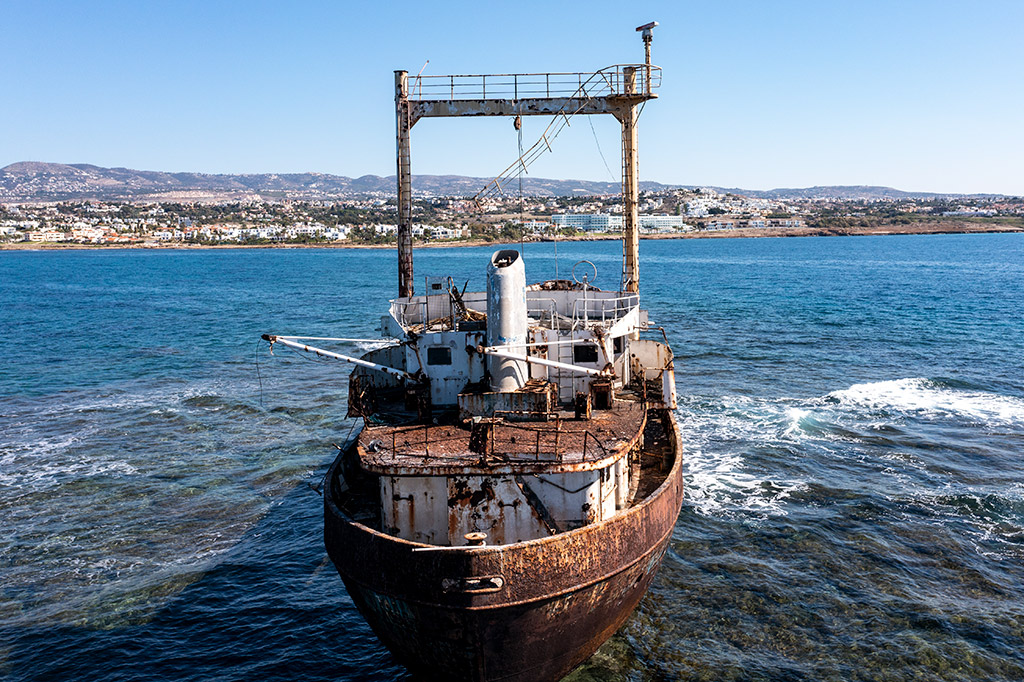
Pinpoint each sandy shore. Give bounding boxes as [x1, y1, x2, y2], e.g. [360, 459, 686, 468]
[2, 220, 1020, 251]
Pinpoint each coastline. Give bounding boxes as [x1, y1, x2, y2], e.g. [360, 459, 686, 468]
[2, 220, 1020, 251]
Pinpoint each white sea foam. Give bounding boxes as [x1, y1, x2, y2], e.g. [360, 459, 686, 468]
[904, 482, 1024, 560]
[68, 381, 229, 414]
[676, 379, 1024, 524]
[0, 380, 239, 493]
[782, 407, 811, 439]
[828, 378, 1024, 425]
[683, 446, 807, 518]
[0, 447, 140, 489]
[676, 398, 809, 518]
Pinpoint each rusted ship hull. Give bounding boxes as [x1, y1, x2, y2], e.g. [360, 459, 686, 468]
[324, 410, 684, 682]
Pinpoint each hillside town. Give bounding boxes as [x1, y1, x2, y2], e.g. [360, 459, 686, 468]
[2, 187, 1022, 246]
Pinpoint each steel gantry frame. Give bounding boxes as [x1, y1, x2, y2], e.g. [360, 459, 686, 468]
[395, 23, 660, 299]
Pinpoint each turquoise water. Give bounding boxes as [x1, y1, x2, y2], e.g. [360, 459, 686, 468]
[2, 234, 1023, 681]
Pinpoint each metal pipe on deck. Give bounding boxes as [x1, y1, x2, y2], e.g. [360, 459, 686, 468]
[485, 338, 587, 351]
[276, 336, 399, 344]
[481, 347, 606, 376]
[262, 335, 413, 380]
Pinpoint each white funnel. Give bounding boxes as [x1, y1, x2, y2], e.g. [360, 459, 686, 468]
[486, 250, 528, 391]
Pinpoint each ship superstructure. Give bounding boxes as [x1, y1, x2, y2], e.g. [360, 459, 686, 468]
[345, 252, 677, 547]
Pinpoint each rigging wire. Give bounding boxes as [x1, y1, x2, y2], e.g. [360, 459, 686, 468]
[587, 115, 616, 181]
[309, 419, 362, 496]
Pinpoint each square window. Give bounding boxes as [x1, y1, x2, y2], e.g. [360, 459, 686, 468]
[573, 343, 599, 364]
[426, 346, 452, 365]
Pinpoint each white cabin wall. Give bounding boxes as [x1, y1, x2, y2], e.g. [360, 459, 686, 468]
[525, 328, 611, 404]
[564, 331, 606, 401]
[524, 465, 619, 527]
[446, 476, 545, 545]
[408, 330, 487, 406]
[526, 328, 555, 384]
[614, 457, 628, 509]
[353, 344, 409, 391]
[381, 475, 449, 545]
[378, 454, 631, 546]
[614, 335, 630, 386]
[600, 463, 618, 518]
[520, 470, 600, 529]
[628, 339, 677, 408]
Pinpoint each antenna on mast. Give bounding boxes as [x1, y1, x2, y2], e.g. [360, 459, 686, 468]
[636, 21, 658, 92]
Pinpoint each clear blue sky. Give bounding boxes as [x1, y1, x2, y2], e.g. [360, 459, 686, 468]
[5, 0, 1023, 195]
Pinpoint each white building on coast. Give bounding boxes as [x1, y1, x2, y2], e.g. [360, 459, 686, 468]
[551, 213, 690, 233]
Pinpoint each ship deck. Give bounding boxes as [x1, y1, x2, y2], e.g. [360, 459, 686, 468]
[357, 396, 647, 476]
[332, 406, 678, 534]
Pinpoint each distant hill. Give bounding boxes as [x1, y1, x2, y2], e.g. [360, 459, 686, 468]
[0, 162, 664, 202]
[714, 185, 980, 201]
[0, 161, 994, 203]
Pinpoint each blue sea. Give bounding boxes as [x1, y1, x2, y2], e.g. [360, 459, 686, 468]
[2, 233, 1023, 681]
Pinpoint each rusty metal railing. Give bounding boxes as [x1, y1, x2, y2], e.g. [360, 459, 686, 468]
[409, 64, 661, 102]
[381, 419, 620, 465]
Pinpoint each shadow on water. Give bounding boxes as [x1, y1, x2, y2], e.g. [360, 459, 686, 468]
[1, 468, 668, 682]
[3, 470, 411, 682]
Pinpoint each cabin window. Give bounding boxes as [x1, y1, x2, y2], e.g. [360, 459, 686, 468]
[573, 343, 599, 364]
[613, 336, 624, 355]
[426, 346, 452, 365]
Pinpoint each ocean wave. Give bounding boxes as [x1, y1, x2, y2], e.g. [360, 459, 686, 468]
[674, 377, 1024, 562]
[0, 453, 140, 489]
[673, 378, 1024, 522]
[683, 446, 807, 519]
[0, 380, 242, 419]
[0, 382, 247, 491]
[0, 375, 328, 629]
[902, 484, 1024, 558]
[676, 397, 809, 518]
[826, 378, 1024, 425]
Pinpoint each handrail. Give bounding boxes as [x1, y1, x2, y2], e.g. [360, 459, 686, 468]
[571, 294, 639, 327]
[393, 290, 638, 330]
[409, 64, 662, 102]
[526, 297, 559, 331]
[378, 415, 629, 465]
